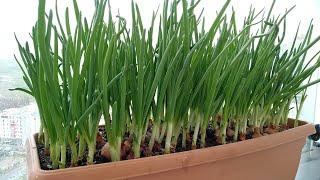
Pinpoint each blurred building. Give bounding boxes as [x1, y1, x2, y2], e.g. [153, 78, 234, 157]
[0, 102, 40, 144]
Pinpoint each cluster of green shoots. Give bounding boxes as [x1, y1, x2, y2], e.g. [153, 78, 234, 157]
[14, 0, 320, 169]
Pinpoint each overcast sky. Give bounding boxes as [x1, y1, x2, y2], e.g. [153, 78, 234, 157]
[0, 0, 319, 60]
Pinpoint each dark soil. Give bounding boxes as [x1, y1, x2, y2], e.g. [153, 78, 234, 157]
[36, 123, 290, 170]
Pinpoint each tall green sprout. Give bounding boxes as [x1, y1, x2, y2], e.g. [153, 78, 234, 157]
[14, 0, 320, 169]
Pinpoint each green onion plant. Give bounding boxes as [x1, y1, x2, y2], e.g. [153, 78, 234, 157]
[13, 0, 320, 169]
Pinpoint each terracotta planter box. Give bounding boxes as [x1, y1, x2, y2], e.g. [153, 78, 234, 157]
[26, 119, 315, 180]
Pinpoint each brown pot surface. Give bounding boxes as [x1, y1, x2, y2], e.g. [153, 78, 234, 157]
[26, 119, 315, 180]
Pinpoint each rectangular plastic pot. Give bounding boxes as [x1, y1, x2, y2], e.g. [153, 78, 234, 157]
[26, 119, 315, 180]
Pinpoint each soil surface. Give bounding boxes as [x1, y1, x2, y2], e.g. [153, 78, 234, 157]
[36, 122, 290, 170]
